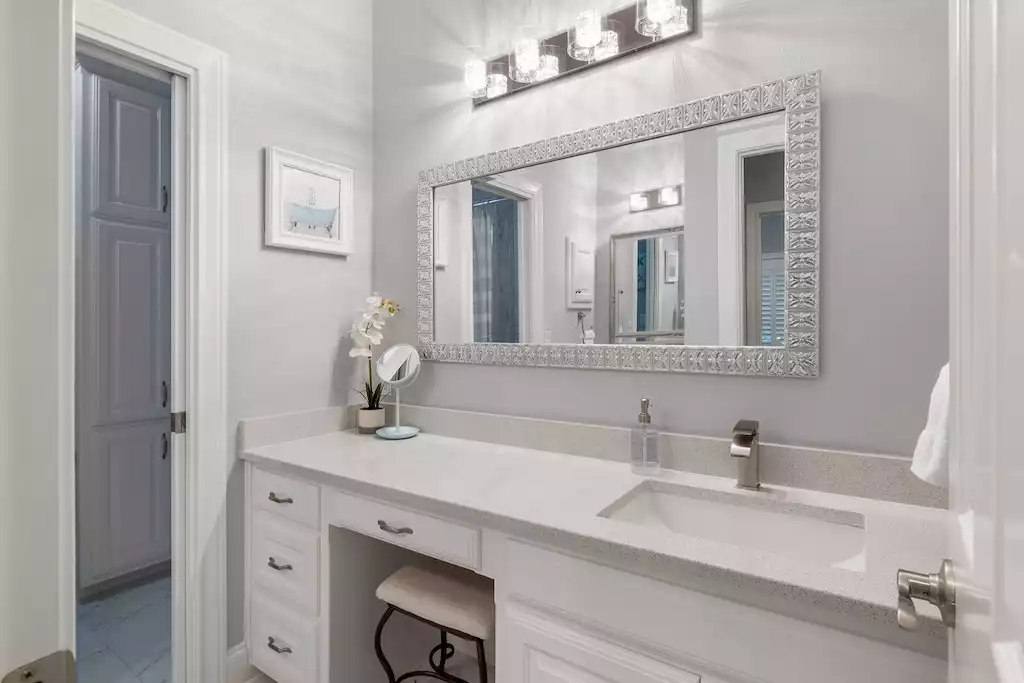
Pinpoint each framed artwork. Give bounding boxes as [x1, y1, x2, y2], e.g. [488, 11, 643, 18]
[664, 249, 679, 284]
[265, 147, 354, 256]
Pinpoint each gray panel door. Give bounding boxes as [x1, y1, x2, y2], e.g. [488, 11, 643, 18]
[77, 63, 173, 589]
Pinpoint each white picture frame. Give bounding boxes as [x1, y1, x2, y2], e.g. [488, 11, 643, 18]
[265, 147, 354, 256]
[664, 249, 680, 284]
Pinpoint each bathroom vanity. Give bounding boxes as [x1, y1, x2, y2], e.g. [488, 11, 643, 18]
[242, 428, 946, 683]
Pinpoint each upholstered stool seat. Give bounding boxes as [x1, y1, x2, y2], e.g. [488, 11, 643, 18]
[374, 565, 494, 683]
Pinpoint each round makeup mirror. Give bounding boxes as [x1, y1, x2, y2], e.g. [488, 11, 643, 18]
[374, 344, 421, 440]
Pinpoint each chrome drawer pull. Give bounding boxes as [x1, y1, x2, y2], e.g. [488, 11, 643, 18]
[268, 637, 292, 655]
[377, 520, 414, 536]
[268, 492, 294, 505]
[267, 557, 293, 572]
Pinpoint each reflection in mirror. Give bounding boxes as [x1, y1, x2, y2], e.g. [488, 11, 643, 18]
[432, 112, 786, 347]
[611, 227, 685, 343]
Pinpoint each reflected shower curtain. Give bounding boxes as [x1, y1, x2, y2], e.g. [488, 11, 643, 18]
[472, 187, 520, 343]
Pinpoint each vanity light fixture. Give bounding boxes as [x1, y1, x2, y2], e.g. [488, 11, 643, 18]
[464, 0, 696, 105]
[630, 184, 682, 213]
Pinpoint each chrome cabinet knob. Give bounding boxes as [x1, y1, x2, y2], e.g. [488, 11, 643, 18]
[896, 559, 955, 631]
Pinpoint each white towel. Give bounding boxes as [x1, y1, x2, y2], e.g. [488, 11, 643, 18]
[911, 363, 950, 488]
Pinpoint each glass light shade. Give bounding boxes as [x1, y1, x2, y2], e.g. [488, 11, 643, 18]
[487, 73, 508, 98]
[647, 0, 676, 23]
[594, 22, 621, 61]
[659, 186, 680, 206]
[536, 45, 560, 81]
[575, 10, 602, 49]
[636, 0, 686, 38]
[464, 59, 487, 96]
[660, 6, 690, 36]
[511, 36, 541, 83]
[630, 193, 649, 212]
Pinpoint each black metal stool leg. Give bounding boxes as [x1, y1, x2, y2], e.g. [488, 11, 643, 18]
[476, 638, 488, 683]
[439, 631, 449, 673]
[374, 606, 398, 683]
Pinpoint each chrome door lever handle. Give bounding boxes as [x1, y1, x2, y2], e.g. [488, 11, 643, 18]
[896, 559, 955, 631]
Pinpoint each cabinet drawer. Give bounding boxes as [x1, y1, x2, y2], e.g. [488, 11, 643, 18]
[250, 595, 318, 683]
[252, 468, 320, 530]
[324, 490, 481, 570]
[252, 511, 320, 616]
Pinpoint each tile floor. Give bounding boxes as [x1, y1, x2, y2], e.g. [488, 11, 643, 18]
[77, 576, 172, 683]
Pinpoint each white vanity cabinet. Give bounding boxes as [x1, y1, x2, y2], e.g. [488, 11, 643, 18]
[242, 453, 944, 683]
[246, 467, 323, 683]
[497, 541, 943, 683]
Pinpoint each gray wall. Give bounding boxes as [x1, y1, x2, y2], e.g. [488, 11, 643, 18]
[105, 0, 374, 649]
[372, 0, 948, 453]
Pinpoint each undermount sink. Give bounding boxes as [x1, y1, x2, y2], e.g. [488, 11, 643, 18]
[598, 480, 866, 569]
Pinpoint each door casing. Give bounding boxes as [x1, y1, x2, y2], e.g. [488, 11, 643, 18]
[71, 2, 230, 682]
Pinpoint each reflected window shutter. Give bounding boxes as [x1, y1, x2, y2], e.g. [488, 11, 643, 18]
[760, 254, 785, 347]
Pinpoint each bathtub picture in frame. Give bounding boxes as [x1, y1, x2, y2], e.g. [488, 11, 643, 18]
[265, 147, 354, 256]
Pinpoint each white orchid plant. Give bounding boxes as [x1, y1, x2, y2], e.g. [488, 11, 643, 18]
[349, 295, 401, 410]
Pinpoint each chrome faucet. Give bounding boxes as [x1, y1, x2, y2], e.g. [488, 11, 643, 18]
[730, 420, 760, 490]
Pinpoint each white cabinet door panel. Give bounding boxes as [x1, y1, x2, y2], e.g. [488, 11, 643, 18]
[503, 601, 706, 683]
[94, 76, 171, 225]
[89, 219, 170, 425]
[78, 421, 171, 585]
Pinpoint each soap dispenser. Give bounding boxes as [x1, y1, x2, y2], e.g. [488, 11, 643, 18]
[631, 398, 661, 475]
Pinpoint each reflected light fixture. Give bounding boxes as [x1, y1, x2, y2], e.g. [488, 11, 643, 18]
[659, 185, 680, 207]
[631, 184, 683, 212]
[629, 193, 650, 212]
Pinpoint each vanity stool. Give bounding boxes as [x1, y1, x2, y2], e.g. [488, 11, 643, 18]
[374, 565, 494, 683]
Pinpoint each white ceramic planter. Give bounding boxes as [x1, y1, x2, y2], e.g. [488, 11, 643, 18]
[358, 408, 386, 434]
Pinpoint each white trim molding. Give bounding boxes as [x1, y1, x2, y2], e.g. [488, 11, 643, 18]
[417, 71, 822, 378]
[75, 2, 229, 682]
[716, 116, 786, 347]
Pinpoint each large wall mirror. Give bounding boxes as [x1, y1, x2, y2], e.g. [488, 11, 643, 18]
[417, 72, 820, 378]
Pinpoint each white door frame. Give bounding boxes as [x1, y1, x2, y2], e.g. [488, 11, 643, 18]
[475, 174, 544, 343]
[716, 115, 785, 346]
[75, 2, 229, 682]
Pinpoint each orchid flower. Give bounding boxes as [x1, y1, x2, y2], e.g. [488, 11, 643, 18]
[349, 295, 401, 409]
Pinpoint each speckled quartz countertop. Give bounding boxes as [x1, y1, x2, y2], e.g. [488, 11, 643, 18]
[242, 430, 948, 657]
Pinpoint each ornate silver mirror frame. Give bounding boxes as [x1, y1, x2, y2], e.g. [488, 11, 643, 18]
[415, 70, 821, 378]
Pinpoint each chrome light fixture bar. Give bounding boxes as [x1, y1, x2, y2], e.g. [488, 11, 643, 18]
[464, 0, 697, 106]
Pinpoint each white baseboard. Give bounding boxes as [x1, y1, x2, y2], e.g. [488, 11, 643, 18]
[227, 643, 273, 683]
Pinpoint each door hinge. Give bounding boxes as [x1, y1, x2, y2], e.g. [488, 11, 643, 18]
[171, 411, 187, 434]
